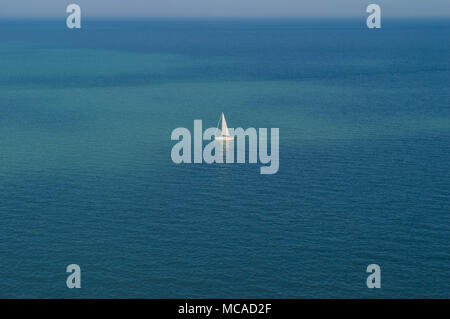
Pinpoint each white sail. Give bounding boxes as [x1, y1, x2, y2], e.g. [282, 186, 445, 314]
[221, 112, 230, 136]
[215, 112, 234, 141]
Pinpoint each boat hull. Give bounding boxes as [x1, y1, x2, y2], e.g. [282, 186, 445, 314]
[215, 136, 234, 141]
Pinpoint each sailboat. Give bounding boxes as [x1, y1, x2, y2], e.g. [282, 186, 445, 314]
[215, 112, 234, 141]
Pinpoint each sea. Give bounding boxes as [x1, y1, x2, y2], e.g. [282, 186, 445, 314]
[0, 18, 449, 298]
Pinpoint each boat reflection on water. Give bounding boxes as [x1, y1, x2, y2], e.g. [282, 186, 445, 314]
[215, 138, 234, 162]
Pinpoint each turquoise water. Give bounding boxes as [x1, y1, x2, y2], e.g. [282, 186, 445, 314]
[0, 19, 449, 298]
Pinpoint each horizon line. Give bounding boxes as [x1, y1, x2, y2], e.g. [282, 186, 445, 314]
[1, 15, 450, 20]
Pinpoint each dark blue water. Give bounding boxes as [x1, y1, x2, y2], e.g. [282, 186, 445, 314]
[0, 19, 449, 298]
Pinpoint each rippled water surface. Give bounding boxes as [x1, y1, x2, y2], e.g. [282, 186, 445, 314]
[0, 19, 449, 298]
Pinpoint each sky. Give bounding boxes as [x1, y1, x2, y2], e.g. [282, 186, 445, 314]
[0, 0, 449, 18]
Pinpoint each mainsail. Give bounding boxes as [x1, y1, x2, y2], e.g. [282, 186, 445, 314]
[215, 112, 234, 141]
[221, 112, 230, 136]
